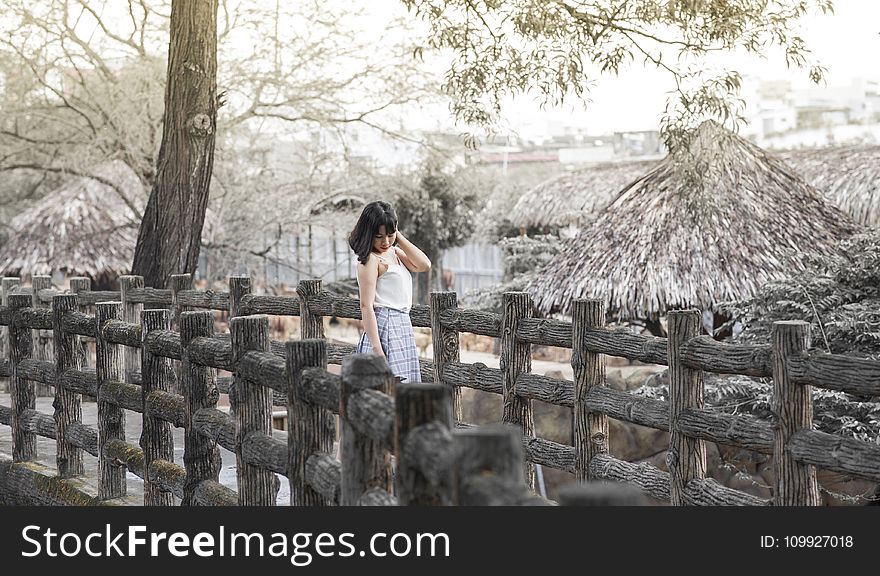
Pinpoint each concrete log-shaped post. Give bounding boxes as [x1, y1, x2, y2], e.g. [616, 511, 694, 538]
[231, 314, 278, 505]
[1, 277, 21, 393]
[500, 292, 535, 489]
[31, 275, 53, 396]
[287, 339, 334, 505]
[667, 310, 706, 506]
[170, 274, 193, 331]
[141, 309, 175, 506]
[227, 276, 250, 418]
[395, 382, 454, 506]
[9, 293, 36, 461]
[297, 280, 325, 340]
[1, 277, 20, 304]
[340, 354, 394, 505]
[572, 299, 609, 481]
[96, 302, 126, 499]
[772, 321, 820, 506]
[69, 277, 92, 371]
[229, 276, 250, 319]
[120, 276, 144, 384]
[53, 294, 84, 477]
[452, 425, 528, 505]
[180, 310, 221, 505]
[430, 292, 462, 421]
[170, 274, 193, 397]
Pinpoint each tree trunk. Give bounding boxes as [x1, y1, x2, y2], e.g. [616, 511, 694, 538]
[132, 0, 219, 288]
[644, 317, 667, 338]
[414, 250, 441, 305]
[416, 267, 431, 305]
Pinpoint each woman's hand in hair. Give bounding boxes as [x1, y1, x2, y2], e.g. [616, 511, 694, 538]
[394, 231, 432, 272]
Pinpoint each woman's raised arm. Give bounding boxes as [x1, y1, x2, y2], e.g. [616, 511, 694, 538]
[394, 231, 431, 272]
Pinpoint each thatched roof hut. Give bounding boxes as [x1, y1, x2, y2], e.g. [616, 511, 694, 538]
[781, 145, 880, 227]
[529, 121, 861, 320]
[510, 159, 659, 231]
[308, 193, 366, 230]
[0, 160, 145, 282]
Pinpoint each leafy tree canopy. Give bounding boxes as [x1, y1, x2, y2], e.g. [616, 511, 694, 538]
[392, 160, 483, 261]
[724, 231, 880, 358]
[706, 231, 880, 448]
[401, 0, 833, 152]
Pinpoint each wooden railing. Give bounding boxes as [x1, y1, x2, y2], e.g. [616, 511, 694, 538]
[1, 273, 879, 506]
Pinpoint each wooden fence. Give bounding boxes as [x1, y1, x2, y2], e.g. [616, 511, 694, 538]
[1, 273, 879, 506]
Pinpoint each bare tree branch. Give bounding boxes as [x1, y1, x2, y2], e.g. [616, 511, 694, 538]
[1, 163, 143, 221]
[74, 0, 147, 55]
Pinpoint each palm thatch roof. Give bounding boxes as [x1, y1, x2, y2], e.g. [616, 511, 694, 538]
[510, 159, 659, 230]
[0, 160, 146, 279]
[781, 145, 880, 227]
[528, 121, 861, 319]
[307, 193, 366, 231]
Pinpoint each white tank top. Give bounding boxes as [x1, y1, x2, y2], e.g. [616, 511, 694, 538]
[372, 254, 413, 312]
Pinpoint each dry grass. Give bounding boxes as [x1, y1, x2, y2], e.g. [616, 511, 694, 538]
[0, 160, 145, 278]
[510, 158, 659, 230]
[528, 121, 862, 319]
[782, 144, 880, 227]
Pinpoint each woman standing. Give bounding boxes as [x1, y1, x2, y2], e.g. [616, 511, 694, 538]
[349, 201, 431, 383]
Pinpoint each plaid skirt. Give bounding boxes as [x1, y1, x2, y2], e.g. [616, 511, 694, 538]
[357, 307, 422, 383]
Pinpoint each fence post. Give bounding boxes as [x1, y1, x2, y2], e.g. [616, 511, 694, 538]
[452, 425, 528, 505]
[120, 275, 144, 384]
[170, 274, 193, 332]
[395, 382, 454, 505]
[286, 339, 334, 505]
[52, 294, 84, 477]
[1, 277, 19, 303]
[231, 314, 278, 505]
[340, 354, 394, 505]
[170, 274, 193, 397]
[500, 291, 535, 489]
[667, 310, 706, 506]
[1, 277, 21, 393]
[771, 320, 820, 506]
[141, 309, 175, 506]
[8, 293, 36, 461]
[31, 275, 53, 396]
[1, 276, 19, 300]
[96, 302, 126, 499]
[229, 276, 250, 319]
[69, 277, 92, 371]
[297, 279, 324, 340]
[228, 276, 251, 418]
[572, 299, 609, 481]
[180, 310, 221, 505]
[430, 292, 462, 422]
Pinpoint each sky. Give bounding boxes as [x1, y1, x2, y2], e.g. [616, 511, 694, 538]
[373, 0, 880, 137]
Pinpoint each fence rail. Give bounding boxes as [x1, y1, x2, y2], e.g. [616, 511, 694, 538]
[1, 273, 879, 506]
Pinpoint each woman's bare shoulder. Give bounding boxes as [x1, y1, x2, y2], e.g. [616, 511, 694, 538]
[358, 253, 380, 265]
[357, 254, 381, 273]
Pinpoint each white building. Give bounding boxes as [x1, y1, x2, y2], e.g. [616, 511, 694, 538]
[742, 76, 880, 143]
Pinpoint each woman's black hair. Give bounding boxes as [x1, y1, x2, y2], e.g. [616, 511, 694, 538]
[349, 201, 398, 264]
